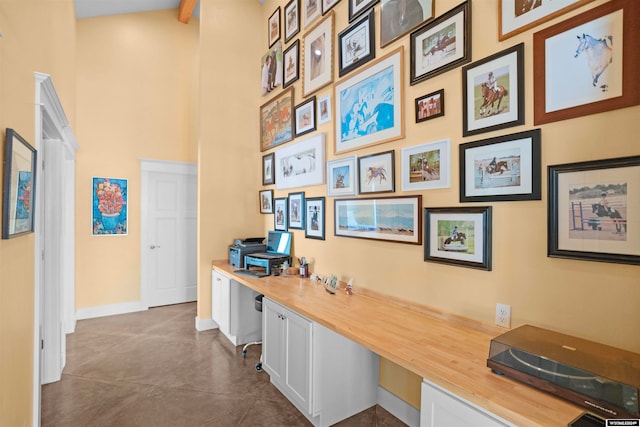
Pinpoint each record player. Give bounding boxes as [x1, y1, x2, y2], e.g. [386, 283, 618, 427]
[487, 325, 640, 419]
[229, 237, 266, 268]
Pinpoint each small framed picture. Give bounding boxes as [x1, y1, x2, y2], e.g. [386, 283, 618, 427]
[303, 11, 334, 97]
[261, 42, 283, 96]
[294, 96, 316, 137]
[288, 191, 305, 229]
[401, 139, 450, 192]
[460, 129, 541, 203]
[92, 177, 128, 236]
[415, 89, 444, 123]
[274, 197, 288, 231]
[338, 9, 375, 77]
[462, 42, 524, 137]
[284, 0, 300, 43]
[262, 152, 275, 185]
[323, 0, 341, 15]
[327, 156, 357, 197]
[358, 150, 395, 194]
[303, 0, 322, 28]
[380, 0, 434, 48]
[305, 197, 325, 240]
[283, 40, 300, 89]
[268, 8, 281, 48]
[259, 190, 274, 214]
[348, 0, 378, 22]
[424, 206, 492, 271]
[317, 94, 331, 124]
[548, 155, 640, 266]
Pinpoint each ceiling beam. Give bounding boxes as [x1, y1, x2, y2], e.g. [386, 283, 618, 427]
[178, 0, 196, 24]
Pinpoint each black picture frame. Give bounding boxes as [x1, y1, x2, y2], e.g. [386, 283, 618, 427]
[283, 40, 300, 89]
[322, 0, 341, 15]
[2, 128, 37, 239]
[415, 88, 444, 123]
[262, 152, 275, 185]
[305, 197, 325, 240]
[288, 191, 305, 229]
[294, 96, 316, 137]
[268, 7, 281, 48]
[348, 0, 379, 22]
[424, 206, 492, 271]
[338, 9, 375, 77]
[259, 189, 274, 214]
[274, 197, 288, 231]
[284, 0, 300, 43]
[459, 129, 541, 202]
[548, 155, 639, 266]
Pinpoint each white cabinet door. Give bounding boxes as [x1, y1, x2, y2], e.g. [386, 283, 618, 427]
[211, 270, 229, 334]
[263, 298, 286, 382]
[284, 307, 313, 414]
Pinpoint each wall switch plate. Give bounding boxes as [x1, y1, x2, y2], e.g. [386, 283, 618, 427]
[495, 303, 511, 328]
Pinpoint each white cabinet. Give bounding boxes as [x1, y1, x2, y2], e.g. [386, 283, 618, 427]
[263, 297, 379, 427]
[211, 270, 262, 346]
[420, 379, 514, 427]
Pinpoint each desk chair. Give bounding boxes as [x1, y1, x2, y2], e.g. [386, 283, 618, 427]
[242, 294, 264, 372]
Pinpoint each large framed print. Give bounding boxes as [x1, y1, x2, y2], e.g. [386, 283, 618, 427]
[274, 197, 288, 231]
[2, 129, 36, 239]
[288, 191, 305, 229]
[548, 155, 640, 266]
[335, 195, 422, 245]
[533, 0, 640, 126]
[401, 139, 450, 191]
[303, 11, 334, 97]
[424, 206, 492, 271]
[284, 0, 300, 43]
[462, 43, 524, 137]
[410, 1, 471, 85]
[348, 0, 378, 22]
[358, 150, 395, 194]
[260, 87, 294, 152]
[327, 156, 357, 197]
[305, 197, 325, 240]
[499, 0, 596, 41]
[92, 177, 128, 236]
[283, 40, 300, 89]
[380, 0, 434, 48]
[275, 133, 325, 190]
[460, 129, 541, 203]
[338, 10, 375, 78]
[268, 7, 281, 48]
[335, 47, 404, 154]
[261, 41, 283, 95]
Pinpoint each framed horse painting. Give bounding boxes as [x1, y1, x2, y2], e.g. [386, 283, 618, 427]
[533, 0, 640, 125]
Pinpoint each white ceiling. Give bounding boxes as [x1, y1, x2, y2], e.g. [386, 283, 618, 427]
[74, 0, 199, 19]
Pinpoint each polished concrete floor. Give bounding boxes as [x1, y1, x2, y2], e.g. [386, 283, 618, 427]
[41, 302, 406, 426]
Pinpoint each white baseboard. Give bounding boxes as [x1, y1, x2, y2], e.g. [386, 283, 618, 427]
[76, 301, 147, 320]
[378, 386, 420, 427]
[195, 317, 217, 331]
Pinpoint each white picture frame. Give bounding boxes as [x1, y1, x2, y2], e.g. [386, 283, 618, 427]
[326, 156, 357, 197]
[303, 12, 334, 97]
[275, 133, 326, 190]
[401, 139, 450, 191]
[317, 94, 331, 124]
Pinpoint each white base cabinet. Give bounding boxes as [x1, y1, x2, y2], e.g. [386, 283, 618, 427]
[211, 270, 262, 346]
[263, 297, 379, 427]
[420, 379, 514, 427]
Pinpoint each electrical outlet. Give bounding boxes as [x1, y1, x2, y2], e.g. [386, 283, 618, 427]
[495, 303, 511, 328]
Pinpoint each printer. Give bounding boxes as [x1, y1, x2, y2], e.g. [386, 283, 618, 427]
[229, 237, 266, 268]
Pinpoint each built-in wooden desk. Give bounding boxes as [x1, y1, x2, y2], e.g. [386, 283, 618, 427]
[212, 260, 583, 426]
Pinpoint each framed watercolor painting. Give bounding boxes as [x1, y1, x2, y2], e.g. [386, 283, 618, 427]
[260, 87, 294, 152]
[327, 156, 357, 197]
[283, 40, 300, 89]
[2, 129, 36, 239]
[259, 189, 274, 214]
[462, 42, 524, 137]
[335, 195, 422, 244]
[303, 11, 334, 97]
[268, 7, 281, 48]
[460, 129, 541, 203]
[288, 191, 305, 229]
[424, 206, 492, 271]
[305, 197, 325, 239]
[401, 139, 450, 191]
[380, 0, 434, 48]
[294, 96, 316, 137]
[262, 152, 275, 185]
[334, 47, 404, 154]
[284, 0, 300, 43]
[317, 94, 331, 124]
[548, 155, 640, 265]
[274, 197, 288, 231]
[275, 132, 325, 190]
[92, 177, 128, 236]
[358, 150, 395, 194]
[415, 89, 444, 123]
[338, 9, 375, 77]
[261, 41, 283, 96]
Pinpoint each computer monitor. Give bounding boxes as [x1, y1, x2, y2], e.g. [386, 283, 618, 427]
[266, 230, 291, 255]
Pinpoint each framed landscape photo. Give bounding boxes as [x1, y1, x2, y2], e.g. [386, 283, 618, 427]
[295, 96, 316, 137]
[410, 1, 471, 85]
[335, 195, 422, 244]
[259, 189, 274, 214]
[262, 152, 275, 185]
[305, 197, 325, 239]
[533, 0, 640, 126]
[548, 155, 640, 266]
[358, 150, 395, 194]
[401, 139, 450, 191]
[424, 206, 492, 271]
[268, 7, 281, 48]
[275, 132, 325, 190]
[380, 0, 434, 48]
[283, 40, 300, 89]
[284, 0, 300, 43]
[338, 9, 375, 77]
[2, 128, 36, 239]
[348, 0, 378, 22]
[260, 87, 294, 152]
[460, 129, 541, 203]
[303, 0, 322, 28]
[288, 191, 305, 229]
[327, 156, 357, 197]
[462, 42, 524, 137]
[317, 94, 331, 124]
[322, 0, 341, 15]
[274, 197, 288, 231]
[303, 11, 334, 97]
[335, 47, 404, 154]
[415, 89, 444, 123]
[261, 42, 283, 96]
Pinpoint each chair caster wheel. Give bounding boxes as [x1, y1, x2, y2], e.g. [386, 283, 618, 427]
[255, 363, 262, 372]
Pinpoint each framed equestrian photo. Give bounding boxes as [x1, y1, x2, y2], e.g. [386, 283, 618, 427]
[302, 11, 334, 97]
[322, 0, 340, 15]
[259, 190, 274, 214]
[548, 155, 640, 266]
[284, 0, 300, 43]
[262, 152, 275, 185]
[358, 150, 395, 194]
[288, 191, 305, 230]
[334, 47, 404, 154]
[462, 42, 524, 137]
[294, 96, 316, 137]
[380, 0, 434, 48]
[335, 195, 422, 245]
[533, 0, 640, 126]
[303, 0, 322, 28]
[459, 129, 541, 203]
[415, 89, 444, 123]
[275, 132, 325, 190]
[268, 7, 281, 48]
[274, 197, 288, 231]
[317, 94, 331, 124]
[424, 206, 492, 271]
[348, 0, 378, 22]
[261, 42, 283, 96]
[283, 40, 300, 89]
[260, 87, 294, 152]
[401, 139, 450, 192]
[409, 1, 471, 85]
[338, 9, 375, 78]
[327, 156, 357, 197]
[305, 197, 325, 240]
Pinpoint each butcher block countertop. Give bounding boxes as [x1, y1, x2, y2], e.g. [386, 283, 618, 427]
[212, 260, 583, 426]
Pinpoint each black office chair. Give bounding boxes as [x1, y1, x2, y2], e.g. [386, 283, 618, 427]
[242, 294, 264, 372]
